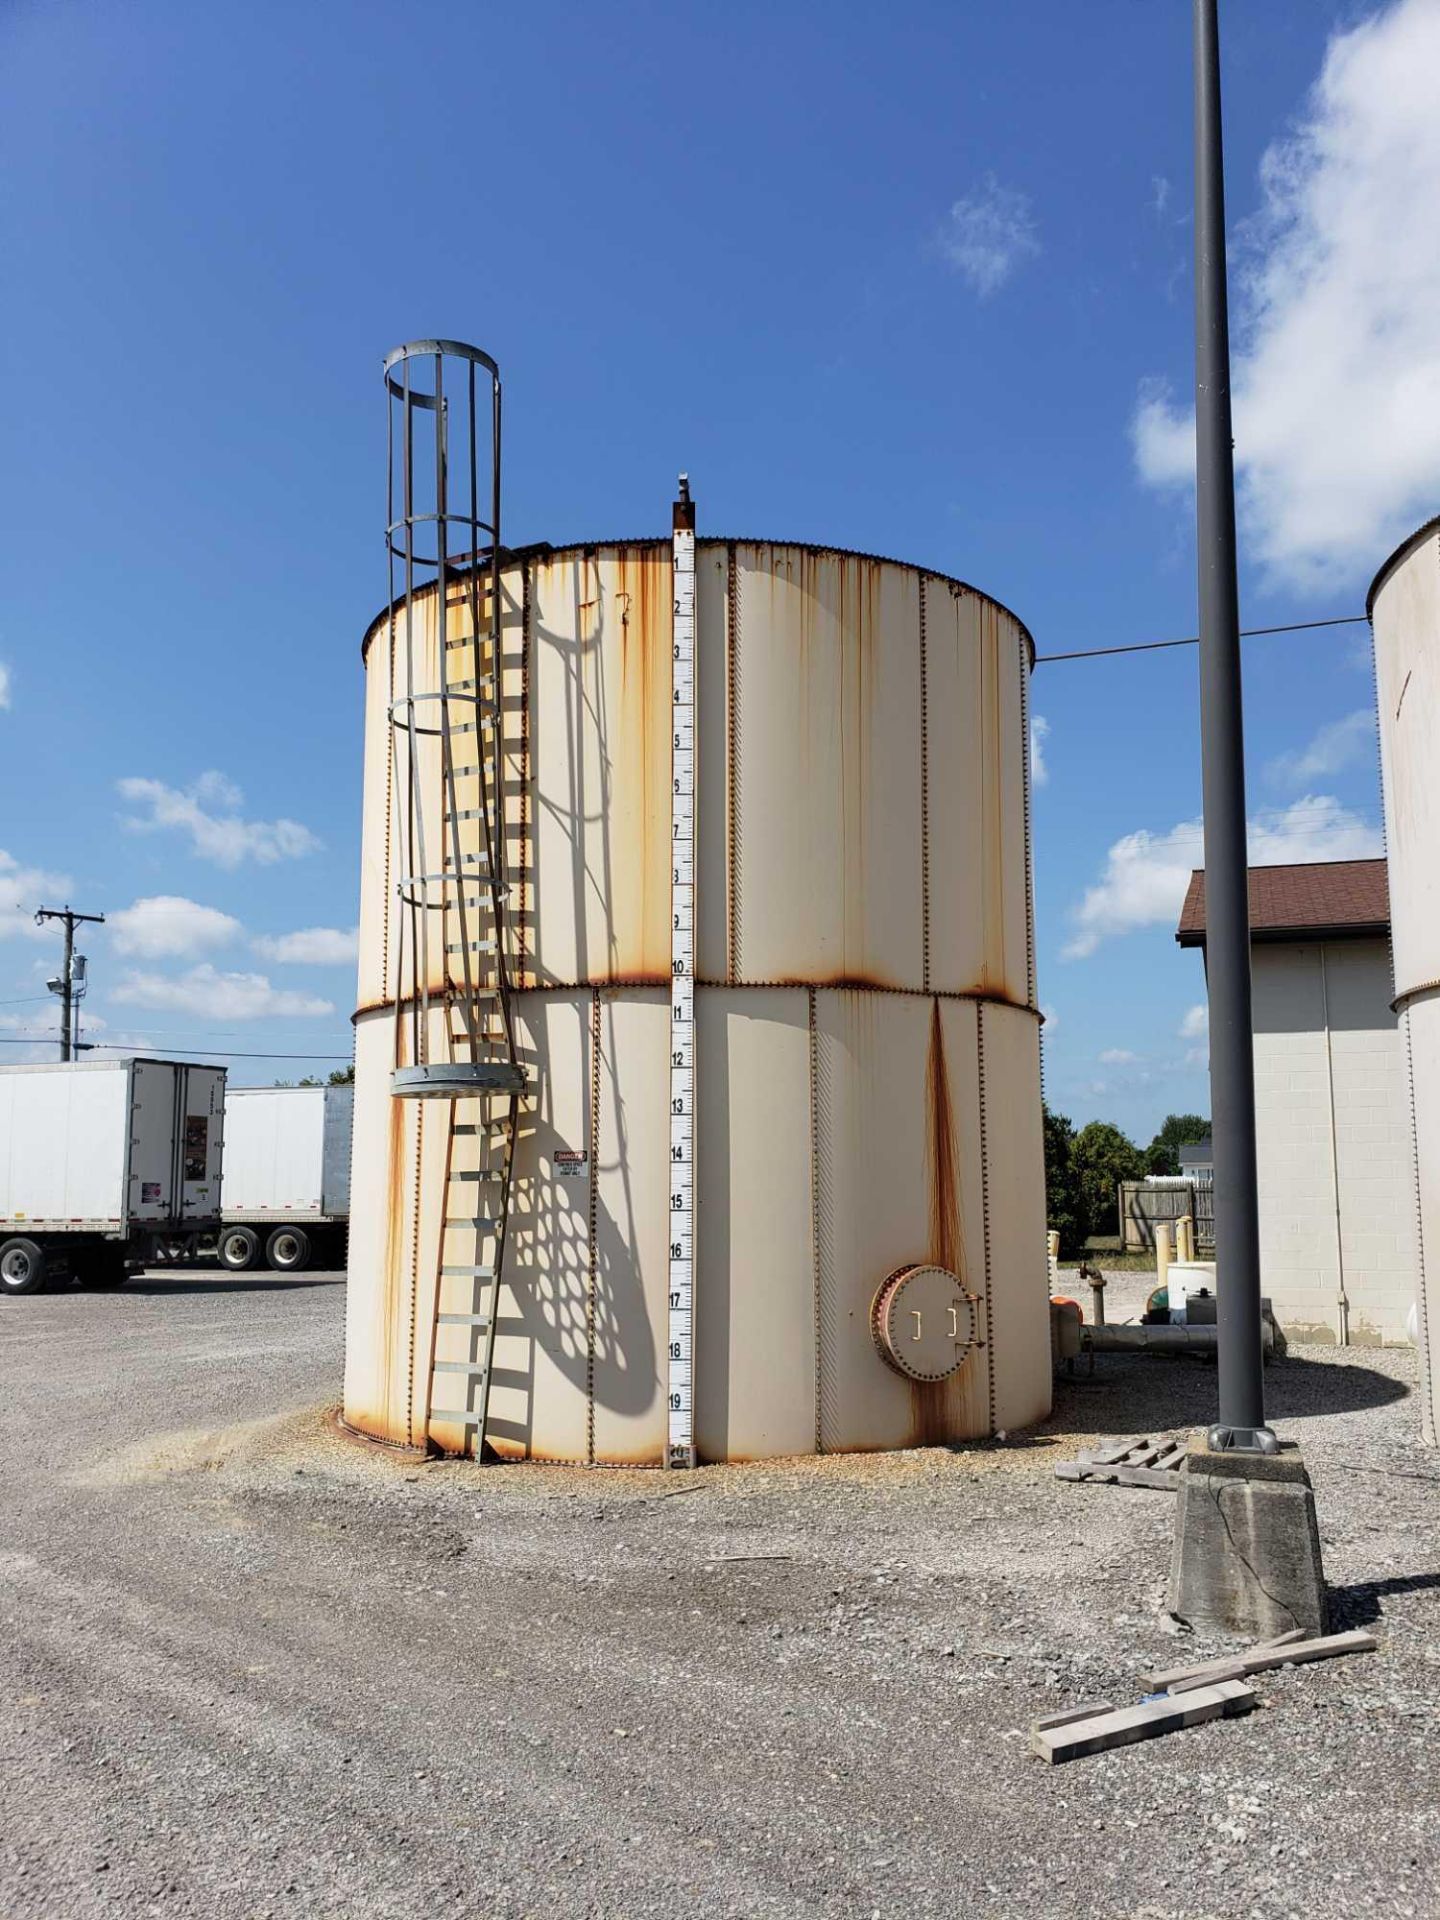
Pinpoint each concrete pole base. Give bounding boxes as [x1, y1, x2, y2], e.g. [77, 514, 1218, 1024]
[1169, 1433, 1326, 1639]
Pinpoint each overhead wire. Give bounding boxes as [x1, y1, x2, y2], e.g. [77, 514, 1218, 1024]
[0, 1037, 350, 1060]
[1034, 613, 1367, 664]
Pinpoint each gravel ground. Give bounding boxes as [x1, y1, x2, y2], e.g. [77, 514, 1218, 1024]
[3, 1268, 1439, 1919]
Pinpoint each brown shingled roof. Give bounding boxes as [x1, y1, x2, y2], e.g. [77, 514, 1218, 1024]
[1176, 858, 1389, 947]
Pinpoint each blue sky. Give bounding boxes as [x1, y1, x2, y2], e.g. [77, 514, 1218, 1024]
[2, 0, 1436, 1132]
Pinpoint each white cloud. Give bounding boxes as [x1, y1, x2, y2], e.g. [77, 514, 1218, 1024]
[107, 895, 242, 960]
[1151, 175, 1171, 216]
[1179, 1004, 1209, 1041]
[1063, 794, 1383, 959]
[936, 176, 1039, 296]
[113, 964, 334, 1020]
[0, 663, 10, 710]
[1248, 793, 1383, 865]
[1268, 708, 1374, 786]
[117, 771, 321, 868]
[1099, 1047, 1140, 1066]
[1132, 0, 1440, 587]
[252, 926, 358, 966]
[1041, 1003, 1059, 1032]
[1029, 713, 1050, 788]
[0, 851, 71, 941]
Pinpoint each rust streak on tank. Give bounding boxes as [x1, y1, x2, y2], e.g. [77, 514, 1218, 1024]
[925, 998, 962, 1275]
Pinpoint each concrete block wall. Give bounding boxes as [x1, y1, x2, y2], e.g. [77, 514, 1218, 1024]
[1250, 939, 1417, 1345]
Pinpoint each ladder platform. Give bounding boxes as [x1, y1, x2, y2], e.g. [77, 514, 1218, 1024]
[391, 1062, 527, 1099]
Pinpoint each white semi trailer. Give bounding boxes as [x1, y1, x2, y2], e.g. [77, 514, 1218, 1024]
[215, 1083, 352, 1273]
[0, 1058, 226, 1296]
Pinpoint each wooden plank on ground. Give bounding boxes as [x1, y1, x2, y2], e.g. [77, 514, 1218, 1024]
[1254, 1626, 1308, 1653]
[1031, 1679, 1256, 1764]
[1148, 1628, 1377, 1692]
[1110, 1464, 1183, 1490]
[1031, 1701, 1116, 1733]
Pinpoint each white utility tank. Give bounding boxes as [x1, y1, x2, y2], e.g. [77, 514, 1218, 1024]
[344, 538, 1052, 1460]
[1370, 514, 1440, 1441]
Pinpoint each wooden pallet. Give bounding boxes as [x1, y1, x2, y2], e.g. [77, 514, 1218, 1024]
[1054, 1435, 1187, 1490]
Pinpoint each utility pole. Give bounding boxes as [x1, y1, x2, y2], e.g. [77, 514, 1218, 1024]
[35, 906, 105, 1063]
[1190, 0, 1274, 1455]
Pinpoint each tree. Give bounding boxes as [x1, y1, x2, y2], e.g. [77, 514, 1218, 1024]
[1143, 1112, 1210, 1177]
[1072, 1120, 1145, 1243]
[1042, 1104, 1085, 1257]
[328, 1064, 355, 1085]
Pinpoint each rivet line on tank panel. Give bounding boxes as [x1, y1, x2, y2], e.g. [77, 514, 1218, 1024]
[519, 560, 533, 985]
[407, 1101, 425, 1449]
[1018, 626, 1037, 1009]
[382, 611, 397, 992]
[587, 987, 601, 1467]
[919, 579, 931, 997]
[977, 1001, 997, 1437]
[726, 543, 741, 984]
[807, 986, 823, 1455]
[1403, 1013, 1434, 1439]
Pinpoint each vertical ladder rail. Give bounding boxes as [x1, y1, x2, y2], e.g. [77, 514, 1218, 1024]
[667, 477, 698, 1469]
[384, 339, 529, 1460]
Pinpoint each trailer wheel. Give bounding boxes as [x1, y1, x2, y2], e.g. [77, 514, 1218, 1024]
[266, 1225, 311, 1272]
[0, 1237, 48, 1296]
[217, 1225, 260, 1272]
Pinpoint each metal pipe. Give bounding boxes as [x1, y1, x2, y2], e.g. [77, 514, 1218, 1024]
[1156, 1221, 1173, 1291]
[1193, 0, 1276, 1453]
[1317, 944, 1351, 1345]
[1086, 1321, 1274, 1358]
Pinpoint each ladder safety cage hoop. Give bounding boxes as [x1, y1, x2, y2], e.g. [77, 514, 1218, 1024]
[383, 338, 527, 1460]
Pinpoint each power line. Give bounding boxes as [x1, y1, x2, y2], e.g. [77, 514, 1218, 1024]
[1034, 613, 1367, 665]
[0, 1037, 350, 1060]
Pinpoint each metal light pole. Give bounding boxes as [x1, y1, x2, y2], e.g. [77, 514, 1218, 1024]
[36, 906, 105, 1062]
[1192, 0, 1275, 1453]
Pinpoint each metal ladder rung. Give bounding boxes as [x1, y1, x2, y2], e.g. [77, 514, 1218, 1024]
[447, 940, 499, 955]
[433, 1360, 490, 1376]
[450, 1169, 501, 1181]
[445, 1216, 502, 1230]
[441, 1264, 496, 1278]
[445, 808, 491, 823]
[437, 1312, 493, 1327]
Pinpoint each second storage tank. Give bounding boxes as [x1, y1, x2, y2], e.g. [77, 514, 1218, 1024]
[1370, 514, 1440, 1441]
[344, 532, 1051, 1460]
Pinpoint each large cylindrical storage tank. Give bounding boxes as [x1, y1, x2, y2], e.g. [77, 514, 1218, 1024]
[344, 537, 1050, 1461]
[1370, 515, 1440, 1443]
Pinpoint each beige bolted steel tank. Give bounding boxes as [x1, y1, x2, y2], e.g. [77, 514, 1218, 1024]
[1369, 515, 1440, 1442]
[344, 535, 1051, 1461]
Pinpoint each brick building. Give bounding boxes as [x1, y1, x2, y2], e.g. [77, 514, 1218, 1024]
[1177, 857, 1417, 1346]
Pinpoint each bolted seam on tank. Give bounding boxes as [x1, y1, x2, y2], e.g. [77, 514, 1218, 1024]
[360, 538, 1037, 669]
[351, 981, 1047, 1021]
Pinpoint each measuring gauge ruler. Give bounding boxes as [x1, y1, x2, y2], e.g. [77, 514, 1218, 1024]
[667, 476, 697, 1469]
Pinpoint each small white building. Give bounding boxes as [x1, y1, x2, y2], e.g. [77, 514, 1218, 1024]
[1177, 858, 1417, 1346]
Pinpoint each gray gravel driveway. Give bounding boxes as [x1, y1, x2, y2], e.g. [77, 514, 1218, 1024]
[3, 1270, 1438, 1918]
